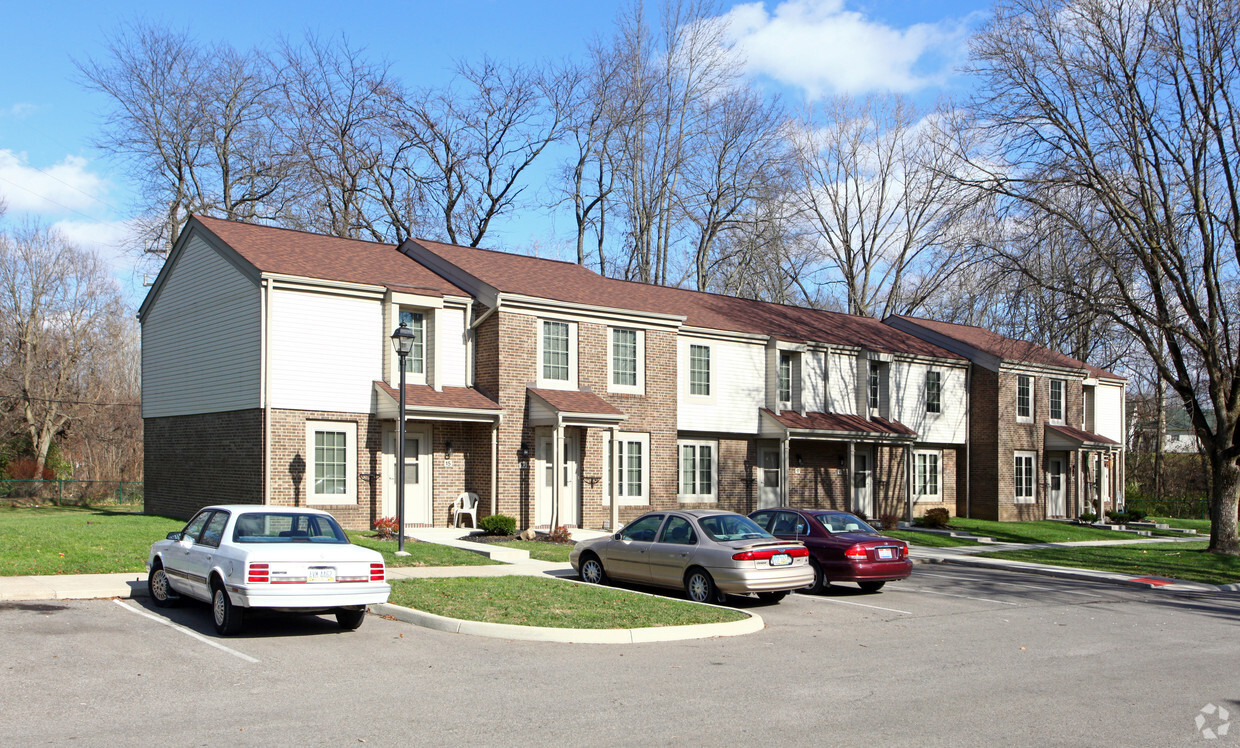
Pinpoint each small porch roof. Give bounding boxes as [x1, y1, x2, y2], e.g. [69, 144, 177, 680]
[760, 409, 917, 442]
[1045, 423, 1120, 451]
[527, 387, 627, 427]
[374, 382, 503, 423]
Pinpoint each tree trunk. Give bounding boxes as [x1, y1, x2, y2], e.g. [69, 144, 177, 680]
[1154, 381, 1165, 501]
[1207, 455, 1240, 556]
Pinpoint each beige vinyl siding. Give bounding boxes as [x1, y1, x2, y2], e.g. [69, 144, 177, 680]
[438, 306, 468, 387]
[827, 352, 860, 416]
[677, 337, 765, 433]
[803, 351, 827, 412]
[141, 233, 261, 418]
[1094, 381, 1125, 443]
[268, 287, 382, 413]
[891, 361, 967, 443]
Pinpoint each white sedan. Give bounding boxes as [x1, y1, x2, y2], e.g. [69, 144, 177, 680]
[146, 505, 390, 635]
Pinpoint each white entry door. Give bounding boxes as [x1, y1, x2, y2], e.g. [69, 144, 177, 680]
[1048, 457, 1066, 518]
[853, 449, 873, 518]
[758, 447, 781, 509]
[384, 426, 431, 526]
[535, 431, 579, 527]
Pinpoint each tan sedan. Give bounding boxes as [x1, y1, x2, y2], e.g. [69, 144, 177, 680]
[570, 509, 814, 604]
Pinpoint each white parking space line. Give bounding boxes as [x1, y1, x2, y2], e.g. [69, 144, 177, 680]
[800, 596, 914, 615]
[916, 571, 1104, 598]
[899, 588, 1020, 606]
[114, 600, 259, 663]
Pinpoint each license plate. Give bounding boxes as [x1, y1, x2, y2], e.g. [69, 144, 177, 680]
[308, 567, 336, 583]
[769, 553, 792, 567]
[876, 548, 895, 560]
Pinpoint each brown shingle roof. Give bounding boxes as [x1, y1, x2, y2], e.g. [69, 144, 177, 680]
[888, 315, 1125, 380]
[194, 216, 468, 297]
[375, 382, 501, 411]
[409, 239, 961, 359]
[527, 387, 625, 416]
[1046, 424, 1120, 447]
[763, 409, 917, 437]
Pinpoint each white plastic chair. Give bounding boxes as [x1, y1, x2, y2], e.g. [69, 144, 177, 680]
[452, 492, 479, 528]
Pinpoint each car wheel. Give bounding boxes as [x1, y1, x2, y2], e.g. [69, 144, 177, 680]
[684, 568, 725, 604]
[579, 554, 608, 585]
[858, 581, 886, 593]
[336, 607, 367, 631]
[147, 563, 180, 608]
[805, 559, 829, 595]
[757, 591, 789, 604]
[211, 582, 245, 636]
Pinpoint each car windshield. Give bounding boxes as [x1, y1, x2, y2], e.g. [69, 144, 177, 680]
[697, 514, 773, 542]
[815, 513, 877, 534]
[232, 513, 348, 543]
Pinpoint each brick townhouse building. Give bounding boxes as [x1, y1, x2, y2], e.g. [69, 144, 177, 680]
[140, 216, 1123, 530]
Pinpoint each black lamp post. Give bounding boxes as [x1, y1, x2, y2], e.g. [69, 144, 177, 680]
[391, 321, 416, 555]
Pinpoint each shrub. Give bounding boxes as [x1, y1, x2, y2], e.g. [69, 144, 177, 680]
[479, 514, 516, 536]
[1125, 508, 1148, 523]
[547, 524, 572, 543]
[1079, 512, 1099, 523]
[1105, 509, 1127, 524]
[914, 507, 950, 529]
[372, 516, 399, 539]
[879, 513, 901, 531]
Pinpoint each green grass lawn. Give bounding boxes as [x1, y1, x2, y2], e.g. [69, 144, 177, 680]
[883, 530, 982, 548]
[947, 518, 1146, 544]
[1144, 516, 1212, 533]
[979, 542, 1240, 585]
[345, 533, 501, 567]
[387, 576, 747, 628]
[492, 539, 575, 562]
[0, 504, 181, 576]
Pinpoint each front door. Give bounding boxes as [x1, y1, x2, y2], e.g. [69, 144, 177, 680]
[1048, 457, 1066, 518]
[385, 427, 431, 526]
[758, 447, 781, 509]
[853, 449, 873, 518]
[536, 431, 580, 527]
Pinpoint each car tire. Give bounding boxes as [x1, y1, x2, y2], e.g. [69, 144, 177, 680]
[805, 559, 829, 595]
[211, 582, 245, 636]
[858, 581, 886, 593]
[684, 568, 725, 605]
[579, 554, 608, 585]
[336, 607, 366, 631]
[147, 563, 180, 608]
[757, 591, 788, 604]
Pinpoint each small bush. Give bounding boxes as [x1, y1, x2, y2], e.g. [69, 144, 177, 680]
[547, 524, 572, 543]
[879, 513, 900, 531]
[1124, 508, 1148, 523]
[914, 507, 950, 529]
[1079, 512, 1099, 523]
[479, 514, 516, 536]
[372, 516, 399, 539]
[1105, 509, 1127, 524]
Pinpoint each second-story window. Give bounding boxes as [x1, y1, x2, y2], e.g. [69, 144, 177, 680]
[926, 370, 941, 414]
[543, 321, 569, 381]
[612, 329, 637, 387]
[778, 353, 792, 406]
[689, 344, 711, 396]
[399, 310, 425, 374]
[1017, 375, 1033, 420]
[869, 366, 880, 410]
[1050, 379, 1065, 423]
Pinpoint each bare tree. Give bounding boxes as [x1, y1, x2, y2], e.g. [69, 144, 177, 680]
[965, 0, 1240, 554]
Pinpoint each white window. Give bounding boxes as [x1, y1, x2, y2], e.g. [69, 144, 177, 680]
[1050, 379, 1065, 424]
[537, 319, 577, 388]
[926, 370, 941, 414]
[778, 353, 793, 407]
[608, 327, 644, 394]
[611, 433, 650, 504]
[914, 450, 941, 501]
[306, 420, 357, 504]
[1017, 375, 1033, 421]
[1014, 451, 1036, 503]
[678, 440, 717, 502]
[869, 366, 880, 410]
[398, 310, 425, 376]
[689, 344, 711, 396]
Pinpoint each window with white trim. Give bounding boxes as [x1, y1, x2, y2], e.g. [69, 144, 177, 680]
[1017, 375, 1033, 421]
[1050, 379, 1065, 424]
[306, 420, 357, 504]
[614, 433, 650, 504]
[398, 310, 425, 375]
[678, 440, 717, 502]
[914, 450, 941, 501]
[1014, 451, 1036, 503]
[689, 344, 711, 396]
[608, 327, 644, 394]
[869, 366, 880, 410]
[778, 353, 792, 407]
[536, 319, 577, 388]
[926, 370, 941, 414]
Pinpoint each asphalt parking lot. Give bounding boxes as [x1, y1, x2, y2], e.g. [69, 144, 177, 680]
[2, 565, 1238, 746]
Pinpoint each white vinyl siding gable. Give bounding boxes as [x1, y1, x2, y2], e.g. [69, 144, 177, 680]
[678, 337, 765, 433]
[269, 288, 382, 413]
[890, 361, 967, 443]
[141, 232, 261, 418]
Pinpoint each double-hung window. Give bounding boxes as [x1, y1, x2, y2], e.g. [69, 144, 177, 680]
[689, 344, 711, 396]
[398, 310, 425, 375]
[926, 370, 941, 414]
[678, 440, 717, 502]
[542, 321, 570, 381]
[914, 450, 941, 501]
[1014, 451, 1036, 503]
[1050, 379, 1065, 424]
[609, 432, 650, 505]
[306, 420, 357, 504]
[609, 327, 643, 394]
[1017, 375, 1033, 421]
[778, 353, 792, 407]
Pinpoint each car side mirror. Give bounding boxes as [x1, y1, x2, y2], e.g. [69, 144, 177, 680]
[166, 532, 183, 541]
[613, 533, 623, 541]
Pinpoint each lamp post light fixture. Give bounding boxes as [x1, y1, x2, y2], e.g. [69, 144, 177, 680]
[391, 321, 416, 556]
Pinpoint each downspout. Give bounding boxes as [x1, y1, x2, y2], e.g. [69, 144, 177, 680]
[262, 277, 273, 505]
[465, 299, 475, 388]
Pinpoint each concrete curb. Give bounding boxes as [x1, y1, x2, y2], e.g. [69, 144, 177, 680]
[914, 555, 1237, 593]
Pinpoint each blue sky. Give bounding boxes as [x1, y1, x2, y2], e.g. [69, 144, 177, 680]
[0, 0, 989, 304]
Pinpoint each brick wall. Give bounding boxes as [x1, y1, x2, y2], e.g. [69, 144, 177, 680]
[267, 409, 381, 530]
[144, 410, 263, 520]
[786, 442, 851, 511]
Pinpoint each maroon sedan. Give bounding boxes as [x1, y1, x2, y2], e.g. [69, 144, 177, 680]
[749, 508, 912, 593]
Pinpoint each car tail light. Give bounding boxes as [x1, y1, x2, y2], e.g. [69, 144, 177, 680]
[732, 547, 809, 561]
[247, 563, 269, 583]
[845, 545, 869, 561]
[370, 563, 385, 582]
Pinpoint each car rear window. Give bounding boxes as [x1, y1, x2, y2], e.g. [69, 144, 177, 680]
[697, 515, 772, 542]
[232, 513, 348, 543]
[814, 513, 877, 534]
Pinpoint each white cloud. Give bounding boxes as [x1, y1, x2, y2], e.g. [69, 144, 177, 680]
[52, 218, 148, 306]
[0, 149, 109, 215]
[720, 0, 975, 98]
[1, 102, 38, 119]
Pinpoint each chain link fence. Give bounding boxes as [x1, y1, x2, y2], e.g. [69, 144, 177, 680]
[1, 480, 143, 506]
[1124, 496, 1210, 520]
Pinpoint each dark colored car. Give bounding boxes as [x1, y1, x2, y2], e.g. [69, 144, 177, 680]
[748, 508, 911, 593]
